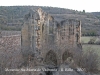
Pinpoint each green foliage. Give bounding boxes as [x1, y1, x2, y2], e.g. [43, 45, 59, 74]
[83, 10, 85, 13]
[88, 38, 96, 44]
[82, 30, 97, 36]
[0, 25, 21, 31]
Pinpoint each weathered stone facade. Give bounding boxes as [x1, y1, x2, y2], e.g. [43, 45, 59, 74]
[0, 29, 2, 38]
[21, 8, 81, 67]
[0, 32, 1, 38]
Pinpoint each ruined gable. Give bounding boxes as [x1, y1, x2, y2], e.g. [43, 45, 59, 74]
[21, 8, 82, 66]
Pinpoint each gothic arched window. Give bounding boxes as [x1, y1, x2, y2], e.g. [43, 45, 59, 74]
[49, 20, 53, 34]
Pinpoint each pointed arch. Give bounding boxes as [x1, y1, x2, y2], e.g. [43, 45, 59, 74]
[62, 51, 73, 62]
[44, 50, 57, 66]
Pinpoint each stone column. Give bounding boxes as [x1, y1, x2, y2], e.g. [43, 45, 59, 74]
[0, 27, 2, 38]
[0, 31, 2, 38]
[79, 21, 81, 43]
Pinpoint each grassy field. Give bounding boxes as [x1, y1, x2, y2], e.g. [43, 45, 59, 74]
[81, 36, 99, 43]
[81, 37, 91, 43]
[82, 45, 100, 55]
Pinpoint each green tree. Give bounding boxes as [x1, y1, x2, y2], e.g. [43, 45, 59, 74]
[83, 10, 85, 13]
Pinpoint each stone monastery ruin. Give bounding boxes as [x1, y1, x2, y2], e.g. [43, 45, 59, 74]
[21, 8, 81, 67]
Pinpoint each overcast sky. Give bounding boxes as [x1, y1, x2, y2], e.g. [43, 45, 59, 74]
[0, 0, 100, 12]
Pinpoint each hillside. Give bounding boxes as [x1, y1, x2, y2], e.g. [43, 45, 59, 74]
[92, 12, 100, 21]
[0, 6, 100, 35]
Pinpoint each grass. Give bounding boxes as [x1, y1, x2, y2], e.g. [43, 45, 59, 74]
[81, 37, 91, 43]
[81, 36, 98, 43]
[82, 45, 100, 55]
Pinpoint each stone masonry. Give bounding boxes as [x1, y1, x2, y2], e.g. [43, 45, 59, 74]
[21, 8, 81, 67]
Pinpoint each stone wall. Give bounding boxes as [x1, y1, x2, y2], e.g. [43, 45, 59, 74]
[21, 8, 82, 66]
[0, 31, 1, 38]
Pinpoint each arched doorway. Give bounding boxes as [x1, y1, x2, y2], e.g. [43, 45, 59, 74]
[44, 50, 57, 66]
[62, 51, 73, 63]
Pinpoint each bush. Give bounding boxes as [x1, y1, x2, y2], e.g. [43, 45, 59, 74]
[95, 40, 100, 45]
[88, 38, 96, 44]
[73, 48, 99, 73]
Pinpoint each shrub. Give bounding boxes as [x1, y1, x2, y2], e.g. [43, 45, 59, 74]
[73, 48, 99, 73]
[88, 38, 96, 44]
[95, 40, 100, 45]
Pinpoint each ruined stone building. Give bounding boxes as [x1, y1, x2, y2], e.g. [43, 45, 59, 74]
[0, 32, 1, 38]
[21, 8, 81, 67]
[0, 27, 2, 38]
